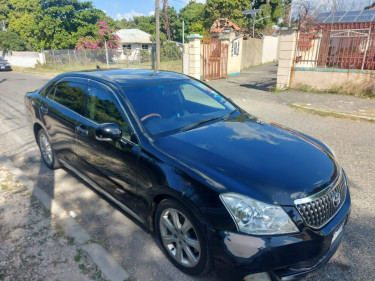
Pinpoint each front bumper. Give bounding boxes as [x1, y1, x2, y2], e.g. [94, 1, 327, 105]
[207, 189, 351, 281]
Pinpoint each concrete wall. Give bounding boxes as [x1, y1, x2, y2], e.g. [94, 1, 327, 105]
[262, 36, 279, 64]
[291, 68, 375, 90]
[240, 38, 264, 69]
[240, 36, 278, 70]
[3, 51, 44, 68]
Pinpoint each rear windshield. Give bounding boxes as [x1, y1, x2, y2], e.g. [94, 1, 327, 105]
[123, 79, 235, 136]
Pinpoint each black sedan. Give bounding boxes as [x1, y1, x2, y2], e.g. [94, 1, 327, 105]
[24, 70, 350, 281]
[0, 57, 11, 71]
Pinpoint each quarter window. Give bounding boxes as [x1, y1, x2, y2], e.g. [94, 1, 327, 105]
[86, 86, 131, 139]
[53, 82, 86, 115]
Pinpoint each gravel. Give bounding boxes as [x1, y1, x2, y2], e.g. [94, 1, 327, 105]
[0, 164, 108, 281]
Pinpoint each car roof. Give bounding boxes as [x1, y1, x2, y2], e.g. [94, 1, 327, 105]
[57, 69, 190, 88]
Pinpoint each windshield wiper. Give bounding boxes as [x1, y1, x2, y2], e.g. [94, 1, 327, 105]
[222, 108, 238, 120]
[179, 116, 220, 132]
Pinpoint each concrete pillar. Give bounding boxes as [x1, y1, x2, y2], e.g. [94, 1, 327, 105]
[276, 28, 298, 89]
[187, 34, 202, 80]
[182, 43, 189, 75]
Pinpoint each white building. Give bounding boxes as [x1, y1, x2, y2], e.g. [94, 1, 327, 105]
[116, 29, 152, 60]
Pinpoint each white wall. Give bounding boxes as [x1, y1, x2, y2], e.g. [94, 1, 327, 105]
[3, 51, 44, 68]
[262, 36, 279, 64]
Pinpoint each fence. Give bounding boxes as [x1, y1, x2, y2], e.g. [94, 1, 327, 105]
[42, 43, 183, 72]
[294, 22, 375, 70]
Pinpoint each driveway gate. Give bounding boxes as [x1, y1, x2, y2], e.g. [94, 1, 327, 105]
[202, 38, 228, 80]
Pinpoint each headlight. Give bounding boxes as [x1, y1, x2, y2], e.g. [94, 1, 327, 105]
[220, 193, 299, 235]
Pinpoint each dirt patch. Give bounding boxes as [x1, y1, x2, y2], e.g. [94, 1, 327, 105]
[0, 164, 108, 281]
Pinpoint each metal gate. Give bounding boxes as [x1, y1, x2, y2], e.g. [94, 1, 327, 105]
[202, 38, 228, 79]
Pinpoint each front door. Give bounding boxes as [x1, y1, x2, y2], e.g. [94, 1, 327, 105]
[75, 81, 140, 213]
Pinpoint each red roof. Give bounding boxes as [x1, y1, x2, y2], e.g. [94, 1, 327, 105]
[210, 18, 242, 34]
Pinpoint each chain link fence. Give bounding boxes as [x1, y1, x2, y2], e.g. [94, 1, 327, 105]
[42, 43, 183, 73]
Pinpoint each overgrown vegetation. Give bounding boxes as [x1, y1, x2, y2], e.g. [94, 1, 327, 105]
[296, 82, 375, 99]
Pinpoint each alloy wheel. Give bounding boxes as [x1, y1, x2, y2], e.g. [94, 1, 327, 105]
[39, 132, 53, 166]
[159, 208, 201, 268]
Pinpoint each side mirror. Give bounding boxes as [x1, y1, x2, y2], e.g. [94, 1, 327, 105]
[95, 122, 122, 142]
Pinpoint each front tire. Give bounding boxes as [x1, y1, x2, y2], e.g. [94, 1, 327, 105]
[37, 129, 60, 169]
[155, 199, 213, 276]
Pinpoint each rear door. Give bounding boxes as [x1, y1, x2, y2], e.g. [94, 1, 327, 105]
[75, 80, 140, 213]
[38, 78, 88, 163]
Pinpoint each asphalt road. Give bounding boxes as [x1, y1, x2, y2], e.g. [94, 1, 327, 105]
[0, 65, 374, 281]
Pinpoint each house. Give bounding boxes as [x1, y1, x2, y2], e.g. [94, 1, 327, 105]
[116, 29, 152, 60]
[295, 9, 375, 70]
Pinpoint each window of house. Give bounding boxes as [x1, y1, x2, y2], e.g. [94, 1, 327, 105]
[142, 44, 149, 50]
[123, 44, 131, 50]
[231, 40, 240, 57]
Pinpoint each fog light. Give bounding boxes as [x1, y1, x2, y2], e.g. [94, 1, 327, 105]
[244, 272, 271, 281]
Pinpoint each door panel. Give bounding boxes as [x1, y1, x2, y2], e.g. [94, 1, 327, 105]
[75, 81, 139, 212]
[39, 79, 88, 163]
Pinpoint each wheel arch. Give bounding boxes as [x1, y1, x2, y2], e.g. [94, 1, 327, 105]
[148, 192, 208, 232]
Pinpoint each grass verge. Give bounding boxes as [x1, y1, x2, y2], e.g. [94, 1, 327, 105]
[295, 82, 375, 99]
[289, 103, 375, 123]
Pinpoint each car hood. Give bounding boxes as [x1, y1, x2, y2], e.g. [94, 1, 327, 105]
[154, 115, 339, 205]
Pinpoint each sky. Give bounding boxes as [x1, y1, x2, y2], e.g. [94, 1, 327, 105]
[89, 0, 373, 21]
[89, 0, 206, 21]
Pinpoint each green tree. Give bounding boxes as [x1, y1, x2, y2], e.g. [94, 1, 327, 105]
[0, 30, 27, 51]
[0, 0, 11, 26]
[180, 1, 206, 39]
[115, 18, 138, 29]
[133, 15, 155, 35]
[7, 0, 107, 51]
[160, 6, 181, 42]
[204, 0, 251, 28]
[252, 0, 283, 28]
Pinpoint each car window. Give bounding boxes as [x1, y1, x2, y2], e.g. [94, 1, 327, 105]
[87, 86, 131, 139]
[41, 81, 56, 98]
[53, 81, 86, 115]
[180, 83, 225, 109]
[123, 79, 235, 136]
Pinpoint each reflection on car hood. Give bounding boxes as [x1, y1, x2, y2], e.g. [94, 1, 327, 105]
[155, 114, 339, 205]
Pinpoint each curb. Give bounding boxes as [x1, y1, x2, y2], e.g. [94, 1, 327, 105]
[290, 103, 375, 123]
[0, 155, 130, 281]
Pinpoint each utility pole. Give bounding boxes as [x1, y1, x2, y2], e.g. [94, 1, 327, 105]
[182, 20, 184, 73]
[155, 0, 160, 71]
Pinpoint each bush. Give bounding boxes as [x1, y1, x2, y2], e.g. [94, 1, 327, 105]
[160, 42, 182, 62]
[0, 31, 27, 51]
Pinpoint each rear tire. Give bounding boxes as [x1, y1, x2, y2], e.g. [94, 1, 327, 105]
[155, 199, 213, 276]
[37, 129, 60, 169]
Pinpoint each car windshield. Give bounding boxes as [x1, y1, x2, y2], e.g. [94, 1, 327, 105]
[123, 79, 236, 137]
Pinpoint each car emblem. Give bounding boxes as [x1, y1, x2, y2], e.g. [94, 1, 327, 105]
[332, 192, 341, 208]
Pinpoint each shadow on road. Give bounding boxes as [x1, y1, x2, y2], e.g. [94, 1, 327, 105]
[239, 78, 277, 91]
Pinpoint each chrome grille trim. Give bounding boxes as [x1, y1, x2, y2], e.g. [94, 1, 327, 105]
[294, 170, 347, 229]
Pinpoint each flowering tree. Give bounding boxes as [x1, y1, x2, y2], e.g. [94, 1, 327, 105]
[75, 21, 120, 50]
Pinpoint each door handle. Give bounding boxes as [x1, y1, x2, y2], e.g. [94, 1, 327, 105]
[40, 105, 48, 114]
[76, 124, 88, 136]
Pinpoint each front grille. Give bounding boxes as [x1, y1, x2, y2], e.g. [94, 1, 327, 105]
[295, 173, 347, 229]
